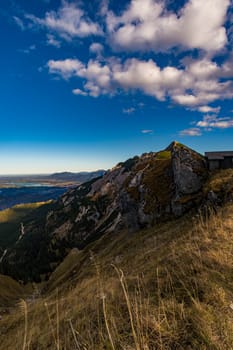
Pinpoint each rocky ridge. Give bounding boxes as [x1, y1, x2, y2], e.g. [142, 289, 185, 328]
[1, 142, 208, 281]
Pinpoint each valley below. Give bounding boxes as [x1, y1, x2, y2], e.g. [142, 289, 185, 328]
[0, 186, 68, 211]
[0, 170, 105, 211]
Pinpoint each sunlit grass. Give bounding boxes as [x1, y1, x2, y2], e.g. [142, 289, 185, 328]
[0, 202, 50, 224]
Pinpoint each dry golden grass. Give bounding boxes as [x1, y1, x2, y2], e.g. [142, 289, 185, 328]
[0, 275, 26, 306]
[1, 204, 233, 349]
[204, 169, 233, 195]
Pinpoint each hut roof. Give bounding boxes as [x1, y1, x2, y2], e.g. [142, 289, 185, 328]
[205, 151, 233, 160]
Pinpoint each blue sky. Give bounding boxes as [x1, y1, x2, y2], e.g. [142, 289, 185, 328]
[0, 0, 233, 174]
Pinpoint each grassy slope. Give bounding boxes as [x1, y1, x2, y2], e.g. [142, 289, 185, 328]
[0, 275, 26, 307]
[0, 203, 233, 349]
[0, 202, 51, 249]
[0, 170, 233, 349]
[204, 168, 233, 195]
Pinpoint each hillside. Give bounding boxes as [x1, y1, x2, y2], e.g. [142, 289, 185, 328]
[0, 143, 233, 349]
[0, 202, 52, 254]
[0, 142, 209, 282]
[0, 202, 233, 349]
[0, 274, 26, 308]
[0, 170, 106, 188]
[49, 170, 106, 182]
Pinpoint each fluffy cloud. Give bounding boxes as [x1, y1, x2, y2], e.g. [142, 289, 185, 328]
[197, 115, 233, 129]
[48, 59, 85, 78]
[48, 57, 184, 99]
[16, 0, 233, 138]
[22, 0, 231, 53]
[89, 43, 104, 55]
[48, 58, 113, 96]
[44, 1, 233, 114]
[46, 34, 61, 48]
[26, 1, 102, 40]
[106, 0, 230, 53]
[113, 59, 185, 100]
[180, 115, 233, 137]
[180, 128, 202, 136]
[197, 106, 221, 114]
[48, 55, 233, 111]
[72, 88, 88, 96]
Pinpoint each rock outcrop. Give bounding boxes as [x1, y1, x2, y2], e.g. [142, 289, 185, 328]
[170, 142, 208, 215]
[1, 142, 208, 282]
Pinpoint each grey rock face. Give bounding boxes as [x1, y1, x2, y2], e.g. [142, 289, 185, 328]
[172, 144, 207, 196]
[169, 142, 207, 215]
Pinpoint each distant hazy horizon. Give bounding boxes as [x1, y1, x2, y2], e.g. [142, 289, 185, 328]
[1, 141, 233, 175]
[0, 170, 106, 177]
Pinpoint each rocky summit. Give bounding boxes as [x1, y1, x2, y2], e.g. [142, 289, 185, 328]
[1, 142, 208, 282]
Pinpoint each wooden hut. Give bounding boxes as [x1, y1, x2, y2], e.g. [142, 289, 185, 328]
[205, 151, 233, 170]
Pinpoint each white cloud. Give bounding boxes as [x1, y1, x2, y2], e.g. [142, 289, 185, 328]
[112, 58, 184, 100]
[170, 57, 233, 108]
[180, 128, 202, 136]
[27, 0, 233, 137]
[79, 60, 112, 97]
[172, 91, 226, 108]
[46, 34, 61, 48]
[13, 16, 25, 30]
[185, 58, 220, 79]
[123, 107, 136, 114]
[26, 1, 103, 40]
[18, 44, 36, 54]
[99, 0, 109, 16]
[106, 0, 230, 53]
[222, 52, 233, 78]
[173, 94, 199, 106]
[48, 59, 84, 78]
[72, 88, 88, 96]
[180, 115, 233, 137]
[138, 102, 145, 108]
[47, 55, 233, 109]
[141, 129, 153, 134]
[196, 115, 233, 129]
[197, 106, 221, 114]
[89, 43, 104, 55]
[48, 57, 184, 99]
[48, 58, 112, 96]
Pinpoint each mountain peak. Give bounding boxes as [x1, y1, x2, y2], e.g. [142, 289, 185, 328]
[165, 141, 184, 151]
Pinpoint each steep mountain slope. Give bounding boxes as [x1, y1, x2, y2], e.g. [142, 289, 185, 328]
[1, 142, 208, 282]
[0, 202, 233, 349]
